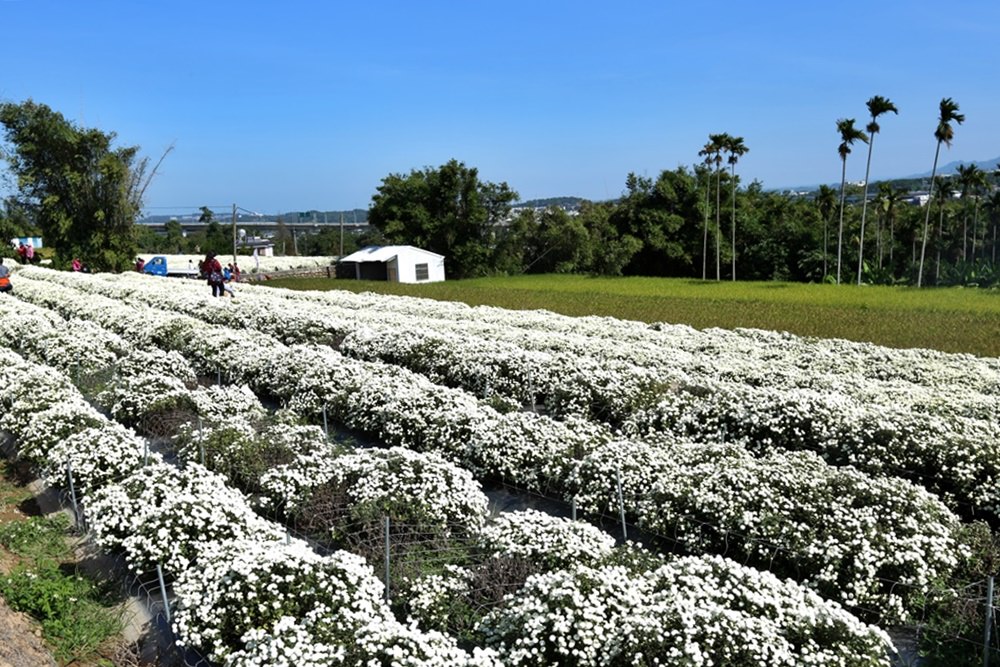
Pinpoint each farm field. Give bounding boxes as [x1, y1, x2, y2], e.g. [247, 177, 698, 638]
[267, 273, 1000, 357]
[2, 264, 999, 665]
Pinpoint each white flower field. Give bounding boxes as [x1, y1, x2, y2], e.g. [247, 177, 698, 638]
[4, 264, 999, 665]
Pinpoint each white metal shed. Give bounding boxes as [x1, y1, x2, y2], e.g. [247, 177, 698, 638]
[337, 245, 446, 283]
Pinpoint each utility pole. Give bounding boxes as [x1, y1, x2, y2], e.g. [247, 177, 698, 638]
[231, 203, 237, 265]
[340, 212, 344, 257]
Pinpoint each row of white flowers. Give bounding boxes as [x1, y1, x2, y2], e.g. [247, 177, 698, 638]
[0, 286, 493, 552]
[0, 340, 497, 665]
[22, 266, 1000, 520]
[0, 298, 895, 664]
[28, 266, 1000, 420]
[10, 271, 965, 619]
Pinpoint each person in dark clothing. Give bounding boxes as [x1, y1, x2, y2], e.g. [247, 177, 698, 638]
[204, 252, 224, 297]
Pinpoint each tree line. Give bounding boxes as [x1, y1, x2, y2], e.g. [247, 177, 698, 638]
[367, 97, 998, 286]
[2, 97, 998, 286]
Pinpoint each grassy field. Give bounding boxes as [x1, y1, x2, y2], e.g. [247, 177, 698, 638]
[263, 274, 1000, 358]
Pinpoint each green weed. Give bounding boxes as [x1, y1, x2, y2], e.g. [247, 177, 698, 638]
[0, 560, 124, 663]
[0, 514, 72, 561]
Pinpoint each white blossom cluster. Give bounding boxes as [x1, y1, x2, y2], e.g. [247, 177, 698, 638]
[0, 347, 149, 494]
[568, 437, 960, 619]
[171, 537, 386, 662]
[478, 509, 615, 570]
[0, 316, 485, 664]
[10, 269, 968, 619]
[25, 265, 1000, 520]
[261, 445, 489, 534]
[86, 462, 286, 574]
[480, 556, 892, 666]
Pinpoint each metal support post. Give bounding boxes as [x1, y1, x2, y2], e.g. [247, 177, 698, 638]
[157, 563, 171, 624]
[616, 469, 627, 541]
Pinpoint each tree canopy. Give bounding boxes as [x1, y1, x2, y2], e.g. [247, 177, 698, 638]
[0, 99, 165, 271]
[368, 159, 518, 278]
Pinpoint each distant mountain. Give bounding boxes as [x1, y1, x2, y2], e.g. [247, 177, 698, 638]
[140, 209, 369, 224]
[516, 196, 588, 210]
[905, 156, 1000, 179]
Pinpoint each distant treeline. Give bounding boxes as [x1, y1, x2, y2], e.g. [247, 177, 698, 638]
[364, 159, 1000, 286]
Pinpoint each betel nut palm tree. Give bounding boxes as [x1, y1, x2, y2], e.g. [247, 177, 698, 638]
[708, 132, 731, 280]
[857, 96, 898, 285]
[815, 184, 837, 280]
[918, 98, 964, 287]
[956, 163, 988, 261]
[726, 135, 748, 281]
[836, 118, 869, 284]
[698, 140, 717, 280]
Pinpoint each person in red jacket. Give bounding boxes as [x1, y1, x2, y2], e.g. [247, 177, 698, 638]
[204, 252, 224, 297]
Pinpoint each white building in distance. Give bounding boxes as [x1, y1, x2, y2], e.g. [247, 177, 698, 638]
[337, 245, 446, 283]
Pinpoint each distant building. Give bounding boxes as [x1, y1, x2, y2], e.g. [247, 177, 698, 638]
[241, 236, 275, 257]
[337, 245, 445, 283]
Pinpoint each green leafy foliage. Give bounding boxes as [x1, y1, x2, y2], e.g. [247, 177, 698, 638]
[0, 561, 124, 663]
[0, 99, 163, 272]
[368, 159, 519, 278]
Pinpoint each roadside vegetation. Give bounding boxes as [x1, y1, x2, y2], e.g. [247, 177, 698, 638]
[0, 459, 127, 665]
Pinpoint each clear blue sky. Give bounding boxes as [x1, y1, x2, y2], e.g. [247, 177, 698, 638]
[2, 0, 999, 215]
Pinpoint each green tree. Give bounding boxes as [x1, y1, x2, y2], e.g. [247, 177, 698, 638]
[707, 133, 731, 279]
[492, 208, 538, 274]
[875, 183, 905, 275]
[0, 99, 169, 271]
[530, 206, 593, 273]
[956, 163, 988, 262]
[835, 118, 869, 284]
[163, 219, 186, 253]
[697, 143, 717, 280]
[609, 169, 701, 277]
[918, 98, 964, 287]
[725, 135, 748, 280]
[368, 159, 518, 278]
[857, 96, 898, 284]
[203, 220, 230, 256]
[815, 185, 837, 280]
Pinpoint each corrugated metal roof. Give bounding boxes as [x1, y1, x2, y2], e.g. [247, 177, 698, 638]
[339, 245, 444, 263]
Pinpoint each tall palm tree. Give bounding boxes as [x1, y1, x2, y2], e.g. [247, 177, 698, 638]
[697, 141, 717, 280]
[933, 175, 952, 284]
[917, 98, 964, 287]
[815, 185, 837, 279]
[857, 96, 898, 285]
[955, 164, 985, 262]
[987, 190, 1000, 264]
[725, 135, 748, 281]
[836, 118, 869, 284]
[876, 183, 904, 274]
[708, 132, 731, 280]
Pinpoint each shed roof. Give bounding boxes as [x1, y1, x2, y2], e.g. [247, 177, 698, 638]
[339, 245, 444, 263]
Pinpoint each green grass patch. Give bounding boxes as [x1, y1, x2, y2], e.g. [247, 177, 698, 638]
[262, 274, 1000, 358]
[0, 514, 71, 561]
[0, 461, 125, 664]
[0, 560, 124, 663]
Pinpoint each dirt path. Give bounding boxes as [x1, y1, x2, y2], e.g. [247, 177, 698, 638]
[0, 596, 57, 667]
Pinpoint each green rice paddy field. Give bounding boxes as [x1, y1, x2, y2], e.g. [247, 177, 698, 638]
[265, 274, 1000, 358]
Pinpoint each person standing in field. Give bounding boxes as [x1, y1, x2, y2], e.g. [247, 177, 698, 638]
[204, 251, 224, 297]
[0, 258, 12, 293]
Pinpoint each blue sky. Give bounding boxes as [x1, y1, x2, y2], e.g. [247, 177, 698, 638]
[2, 0, 999, 215]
